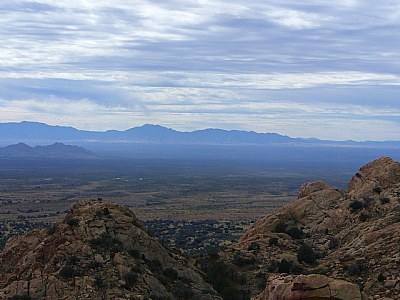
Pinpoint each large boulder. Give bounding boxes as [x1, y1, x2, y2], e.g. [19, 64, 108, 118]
[256, 274, 363, 300]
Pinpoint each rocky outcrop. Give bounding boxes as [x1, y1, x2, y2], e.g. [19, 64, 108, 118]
[255, 274, 363, 300]
[348, 156, 400, 198]
[0, 200, 221, 299]
[222, 157, 400, 299]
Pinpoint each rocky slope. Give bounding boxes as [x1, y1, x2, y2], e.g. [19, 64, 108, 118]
[0, 200, 221, 299]
[221, 157, 400, 299]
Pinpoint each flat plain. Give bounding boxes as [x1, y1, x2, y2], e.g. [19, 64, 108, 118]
[0, 158, 356, 251]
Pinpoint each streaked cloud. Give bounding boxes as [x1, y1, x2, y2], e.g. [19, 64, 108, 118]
[0, 0, 399, 140]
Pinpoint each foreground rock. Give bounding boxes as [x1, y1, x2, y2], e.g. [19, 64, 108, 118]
[221, 157, 400, 299]
[254, 274, 363, 300]
[0, 200, 221, 299]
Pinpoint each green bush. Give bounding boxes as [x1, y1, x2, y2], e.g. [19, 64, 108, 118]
[87, 261, 103, 270]
[66, 217, 79, 227]
[380, 197, 390, 204]
[278, 259, 293, 273]
[247, 242, 260, 251]
[204, 260, 249, 300]
[95, 275, 107, 289]
[128, 249, 141, 258]
[359, 213, 369, 222]
[146, 259, 163, 274]
[378, 273, 386, 282]
[328, 237, 339, 249]
[123, 271, 138, 289]
[273, 221, 287, 233]
[297, 244, 316, 265]
[346, 261, 366, 276]
[268, 237, 278, 246]
[349, 200, 363, 212]
[163, 267, 178, 280]
[90, 233, 123, 252]
[233, 252, 255, 266]
[59, 265, 82, 278]
[286, 227, 304, 239]
[172, 283, 194, 300]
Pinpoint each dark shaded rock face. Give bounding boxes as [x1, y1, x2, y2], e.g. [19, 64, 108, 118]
[0, 200, 221, 300]
[222, 157, 400, 299]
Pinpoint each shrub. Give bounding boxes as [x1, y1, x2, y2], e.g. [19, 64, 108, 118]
[247, 242, 260, 251]
[380, 197, 390, 205]
[66, 217, 79, 227]
[59, 265, 82, 278]
[297, 244, 316, 265]
[267, 260, 279, 272]
[123, 271, 138, 289]
[273, 221, 287, 233]
[278, 259, 293, 273]
[349, 200, 363, 212]
[359, 213, 369, 222]
[268, 237, 278, 246]
[373, 186, 383, 194]
[103, 207, 111, 215]
[233, 252, 255, 266]
[328, 237, 339, 249]
[90, 233, 123, 252]
[286, 227, 304, 239]
[257, 276, 267, 290]
[347, 261, 366, 276]
[378, 273, 386, 282]
[363, 197, 373, 207]
[204, 260, 248, 300]
[87, 261, 103, 270]
[146, 259, 163, 274]
[163, 267, 178, 280]
[172, 283, 194, 300]
[128, 249, 141, 258]
[95, 275, 107, 289]
[47, 225, 57, 235]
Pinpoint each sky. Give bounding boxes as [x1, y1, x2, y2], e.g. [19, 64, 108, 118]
[0, 0, 399, 141]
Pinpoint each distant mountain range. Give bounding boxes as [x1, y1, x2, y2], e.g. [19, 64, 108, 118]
[0, 121, 399, 148]
[0, 142, 94, 158]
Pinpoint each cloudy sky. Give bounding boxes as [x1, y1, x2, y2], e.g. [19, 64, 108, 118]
[0, 0, 399, 140]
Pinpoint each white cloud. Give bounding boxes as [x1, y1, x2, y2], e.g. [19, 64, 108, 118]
[0, 0, 399, 140]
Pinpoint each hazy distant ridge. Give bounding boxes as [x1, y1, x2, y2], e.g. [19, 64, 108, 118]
[0, 142, 94, 158]
[0, 121, 398, 148]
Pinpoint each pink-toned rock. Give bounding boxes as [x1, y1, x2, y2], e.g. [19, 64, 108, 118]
[263, 274, 362, 300]
[298, 181, 329, 199]
[348, 157, 400, 198]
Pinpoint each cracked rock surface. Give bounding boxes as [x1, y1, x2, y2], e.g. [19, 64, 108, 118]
[221, 157, 400, 299]
[0, 200, 221, 300]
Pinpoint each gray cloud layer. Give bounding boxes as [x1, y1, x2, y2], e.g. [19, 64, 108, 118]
[0, 0, 399, 140]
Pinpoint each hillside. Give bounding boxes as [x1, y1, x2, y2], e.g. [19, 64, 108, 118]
[218, 157, 400, 299]
[0, 142, 94, 158]
[0, 200, 221, 299]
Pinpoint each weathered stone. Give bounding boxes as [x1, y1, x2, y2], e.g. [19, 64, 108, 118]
[0, 200, 221, 300]
[230, 157, 400, 299]
[263, 274, 362, 300]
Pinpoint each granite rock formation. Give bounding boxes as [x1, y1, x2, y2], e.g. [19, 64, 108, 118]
[0, 200, 221, 300]
[222, 157, 400, 299]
